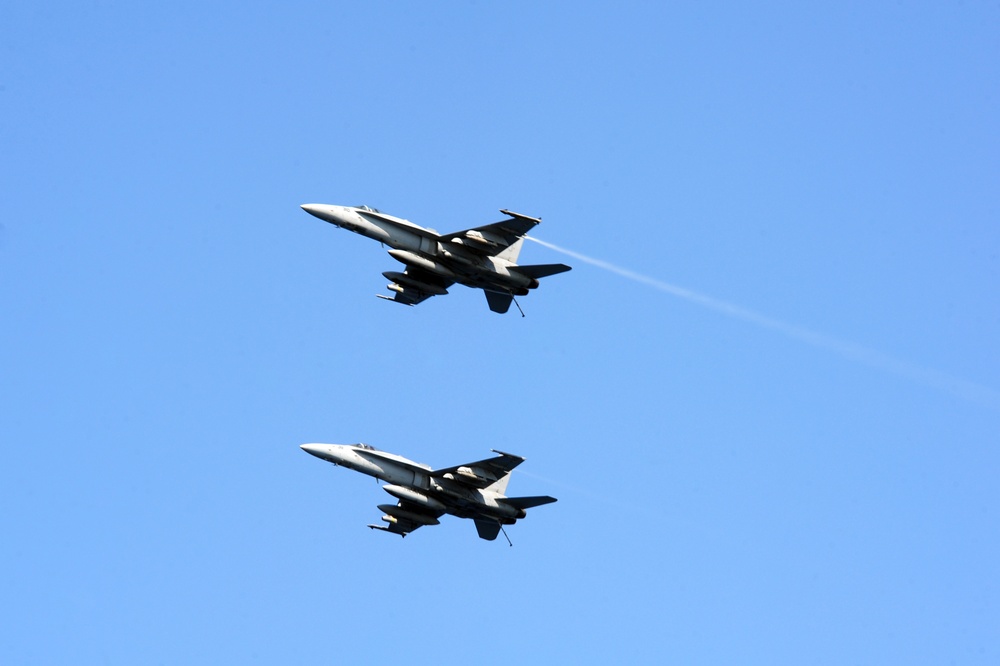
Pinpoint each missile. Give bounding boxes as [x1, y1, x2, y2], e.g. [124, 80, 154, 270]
[367, 524, 405, 537]
[376, 294, 410, 306]
[387, 249, 457, 279]
[382, 484, 447, 512]
[377, 504, 441, 526]
[499, 209, 542, 224]
[382, 271, 449, 296]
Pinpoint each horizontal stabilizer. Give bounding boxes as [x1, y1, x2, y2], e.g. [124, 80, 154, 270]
[513, 263, 572, 280]
[502, 495, 558, 510]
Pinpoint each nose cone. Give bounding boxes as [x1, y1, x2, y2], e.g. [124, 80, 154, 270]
[300, 203, 347, 227]
[300, 203, 326, 219]
[300, 443, 328, 460]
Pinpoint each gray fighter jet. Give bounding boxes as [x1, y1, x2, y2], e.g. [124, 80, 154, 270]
[300, 204, 571, 314]
[300, 443, 557, 542]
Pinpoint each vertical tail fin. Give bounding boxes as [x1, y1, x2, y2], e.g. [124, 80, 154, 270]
[474, 519, 502, 541]
[496, 237, 525, 263]
[485, 471, 513, 496]
[483, 290, 514, 314]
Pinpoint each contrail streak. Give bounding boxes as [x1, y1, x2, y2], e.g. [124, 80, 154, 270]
[526, 236, 1000, 410]
[512, 469, 634, 510]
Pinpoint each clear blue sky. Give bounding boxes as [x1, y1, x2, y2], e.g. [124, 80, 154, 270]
[3, 3, 998, 664]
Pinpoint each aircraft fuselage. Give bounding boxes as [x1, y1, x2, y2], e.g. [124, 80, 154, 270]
[300, 443, 522, 521]
[300, 204, 538, 294]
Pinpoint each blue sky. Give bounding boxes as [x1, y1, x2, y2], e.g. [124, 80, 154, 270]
[2, 2, 998, 663]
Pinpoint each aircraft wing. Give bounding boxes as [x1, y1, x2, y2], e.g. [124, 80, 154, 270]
[356, 208, 441, 239]
[354, 446, 434, 472]
[430, 449, 526, 489]
[439, 209, 540, 257]
[368, 500, 444, 538]
[378, 267, 454, 307]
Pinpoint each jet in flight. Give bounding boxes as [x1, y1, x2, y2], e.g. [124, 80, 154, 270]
[300, 443, 557, 543]
[300, 204, 571, 314]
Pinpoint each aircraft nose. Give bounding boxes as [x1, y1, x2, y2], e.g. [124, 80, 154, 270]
[300, 203, 325, 219]
[300, 443, 327, 459]
[300, 203, 344, 226]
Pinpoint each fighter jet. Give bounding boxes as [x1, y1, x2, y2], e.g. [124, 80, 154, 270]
[300, 443, 557, 543]
[300, 204, 571, 314]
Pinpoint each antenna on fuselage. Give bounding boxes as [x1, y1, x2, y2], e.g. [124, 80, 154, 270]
[512, 294, 525, 318]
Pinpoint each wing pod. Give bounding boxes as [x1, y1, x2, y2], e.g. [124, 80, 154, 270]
[449, 466, 499, 485]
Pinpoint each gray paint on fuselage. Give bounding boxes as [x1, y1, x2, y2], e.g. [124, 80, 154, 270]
[300, 442, 556, 539]
[299, 203, 570, 312]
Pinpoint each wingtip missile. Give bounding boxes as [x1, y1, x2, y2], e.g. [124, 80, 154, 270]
[490, 448, 526, 460]
[367, 524, 406, 537]
[375, 294, 412, 306]
[499, 209, 541, 224]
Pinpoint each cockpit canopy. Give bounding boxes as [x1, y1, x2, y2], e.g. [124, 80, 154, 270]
[357, 443, 376, 450]
[356, 205, 382, 213]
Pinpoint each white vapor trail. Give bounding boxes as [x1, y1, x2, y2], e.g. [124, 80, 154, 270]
[512, 469, 634, 510]
[526, 236, 1000, 410]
